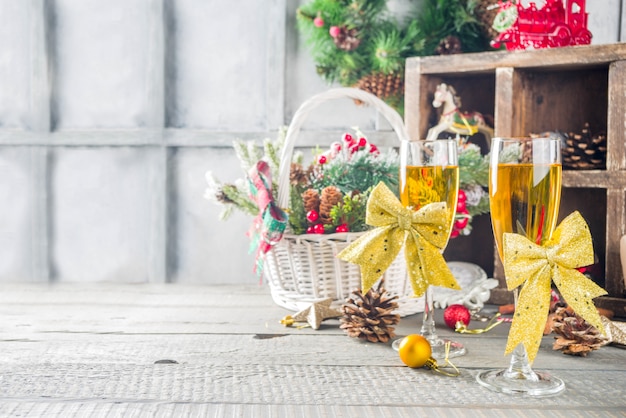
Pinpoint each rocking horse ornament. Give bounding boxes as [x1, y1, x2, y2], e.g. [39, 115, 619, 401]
[426, 83, 493, 142]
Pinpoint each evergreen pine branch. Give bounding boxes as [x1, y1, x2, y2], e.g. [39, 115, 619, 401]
[458, 145, 489, 187]
[288, 187, 308, 234]
[310, 148, 399, 194]
[218, 204, 234, 222]
[233, 140, 257, 173]
[221, 183, 258, 217]
[370, 22, 406, 73]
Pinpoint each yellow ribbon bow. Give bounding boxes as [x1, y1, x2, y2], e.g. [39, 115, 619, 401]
[337, 182, 460, 296]
[503, 211, 607, 364]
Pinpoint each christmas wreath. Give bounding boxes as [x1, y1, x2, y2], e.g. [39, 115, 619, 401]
[296, 0, 493, 113]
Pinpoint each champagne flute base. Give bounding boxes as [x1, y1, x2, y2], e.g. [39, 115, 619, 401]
[429, 337, 466, 359]
[476, 368, 565, 397]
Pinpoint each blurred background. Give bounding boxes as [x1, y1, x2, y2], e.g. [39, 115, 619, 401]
[0, 0, 624, 285]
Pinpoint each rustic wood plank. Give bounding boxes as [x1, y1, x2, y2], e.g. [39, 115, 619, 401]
[0, 362, 624, 409]
[563, 170, 626, 188]
[407, 44, 626, 75]
[606, 187, 626, 296]
[404, 59, 421, 140]
[0, 402, 621, 418]
[607, 60, 626, 171]
[1, 332, 624, 373]
[494, 68, 514, 137]
[1, 283, 625, 415]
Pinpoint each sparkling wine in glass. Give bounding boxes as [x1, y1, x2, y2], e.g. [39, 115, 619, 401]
[392, 138, 466, 359]
[476, 136, 565, 396]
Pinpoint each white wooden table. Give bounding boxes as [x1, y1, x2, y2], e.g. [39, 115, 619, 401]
[0, 283, 625, 417]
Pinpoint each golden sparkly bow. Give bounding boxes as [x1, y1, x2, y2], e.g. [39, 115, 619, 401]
[337, 182, 460, 296]
[503, 211, 607, 364]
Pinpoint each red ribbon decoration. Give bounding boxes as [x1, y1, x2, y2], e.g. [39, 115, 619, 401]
[247, 161, 288, 276]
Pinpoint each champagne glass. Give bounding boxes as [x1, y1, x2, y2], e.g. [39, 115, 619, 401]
[392, 138, 466, 359]
[476, 136, 564, 396]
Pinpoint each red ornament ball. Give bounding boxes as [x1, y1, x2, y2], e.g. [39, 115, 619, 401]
[443, 304, 471, 330]
[312, 223, 325, 234]
[329, 26, 341, 38]
[335, 223, 349, 233]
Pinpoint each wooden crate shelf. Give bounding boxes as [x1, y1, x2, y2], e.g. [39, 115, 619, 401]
[405, 43, 626, 315]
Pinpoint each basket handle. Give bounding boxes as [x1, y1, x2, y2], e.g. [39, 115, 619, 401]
[277, 87, 409, 209]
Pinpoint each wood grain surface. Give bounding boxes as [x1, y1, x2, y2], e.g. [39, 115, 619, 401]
[0, 283, 625, 417]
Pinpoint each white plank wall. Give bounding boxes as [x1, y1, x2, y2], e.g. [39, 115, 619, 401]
[0, 0, 624, 284]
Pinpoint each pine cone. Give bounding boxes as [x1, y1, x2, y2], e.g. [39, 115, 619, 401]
[355, 72, 404, 101]
[290, 163, 310, 188]
[319, 186, 342, 224]
[435, 35, 463, 55]
[333, 27, 361, 51]
[302, 188, 320, 215]
[552, 307, 608, 356]
[340, 279, 400, 343]
[563, 123, 607, 170]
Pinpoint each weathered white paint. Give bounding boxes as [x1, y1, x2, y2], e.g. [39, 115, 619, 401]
[50, 147, 159, 282]
[51, 0, 155, 129]
[0, 1, 31, 129]
[0, 0, 623, 283]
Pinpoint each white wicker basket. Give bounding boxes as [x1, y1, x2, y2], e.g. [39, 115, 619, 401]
[264, 88, 424, 317]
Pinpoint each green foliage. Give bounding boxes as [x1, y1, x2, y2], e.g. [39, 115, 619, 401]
[458, 143, 489, 188]
[296, 0, 409, 86]
[207, 126, 492, 238]
[329, 192, 369, 232]
[413, 0, 490, 56]
[296, 0, 491, 104]
[310, 148, 399, 195]
[205, 130, 286, 221]
[296, 0, 491, 113]
[288, 188, 309, 235]
[369, 23, 411, 74]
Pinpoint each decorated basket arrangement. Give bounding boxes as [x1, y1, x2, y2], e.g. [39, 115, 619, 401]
[205, 88, 489, 316]
[268, 89, 421, 315]
[207, 88, 422, 316]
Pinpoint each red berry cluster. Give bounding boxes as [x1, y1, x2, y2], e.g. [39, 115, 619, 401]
[305, 210, 349, 234]
[305, 210, 324, 234]
[305, 132, 385, 235]
[450, 189, 470, 238]
[317, 133, 379, 165]
[306, 210, 324, 234]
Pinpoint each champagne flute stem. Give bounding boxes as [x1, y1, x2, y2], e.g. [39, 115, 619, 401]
[504, 287, 538, 379]
[420, 286, 438, 342]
